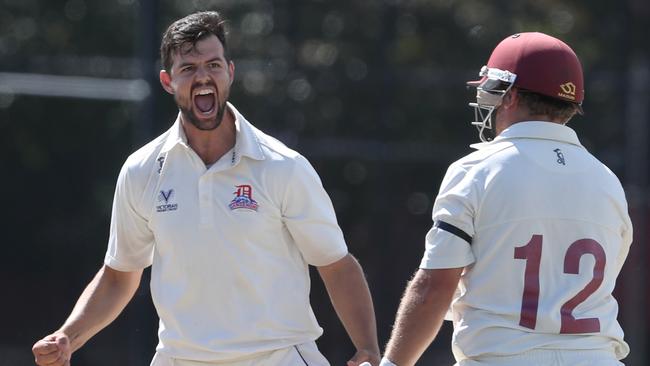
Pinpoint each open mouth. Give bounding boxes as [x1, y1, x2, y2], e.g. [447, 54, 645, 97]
[192, 87, 216, 116]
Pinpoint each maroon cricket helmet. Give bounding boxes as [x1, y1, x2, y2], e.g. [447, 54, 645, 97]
[469, 32, 584, 109]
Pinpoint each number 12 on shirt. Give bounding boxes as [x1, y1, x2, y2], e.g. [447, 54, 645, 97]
[514, 234, 606, 334]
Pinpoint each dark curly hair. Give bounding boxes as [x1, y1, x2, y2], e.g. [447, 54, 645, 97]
[160, 11, 230, 72]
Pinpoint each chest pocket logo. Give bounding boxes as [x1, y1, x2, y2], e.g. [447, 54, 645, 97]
[228, 184, 259, 211]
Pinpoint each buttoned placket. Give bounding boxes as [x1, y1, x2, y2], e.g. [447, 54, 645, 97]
[172, 141, 213, 229]
[198, 172, 213, 228]
[197, 148, 238, 228]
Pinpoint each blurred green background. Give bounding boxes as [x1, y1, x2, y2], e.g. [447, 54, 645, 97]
[1, 0, 648, 365]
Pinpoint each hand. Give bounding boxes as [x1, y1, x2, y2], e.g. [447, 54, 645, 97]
[32, 333, 72, 366]
[347, 348, 381, 366]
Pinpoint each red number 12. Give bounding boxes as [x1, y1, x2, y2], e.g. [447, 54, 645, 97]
[514, 235, 606, 333]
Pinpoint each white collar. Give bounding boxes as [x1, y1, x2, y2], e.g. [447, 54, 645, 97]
[470, 121, 583, 150]
[160, 102, 266, 162]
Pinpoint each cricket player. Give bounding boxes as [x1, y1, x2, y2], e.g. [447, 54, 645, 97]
[32, 11, 380, 366]
[381, 32, 632, 366]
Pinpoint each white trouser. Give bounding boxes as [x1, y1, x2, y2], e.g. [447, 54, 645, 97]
[456, 349, 623, 366]
[150, 341, 330, 366]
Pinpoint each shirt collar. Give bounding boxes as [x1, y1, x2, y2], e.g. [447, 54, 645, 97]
[160, 114, 186, 153]
[470, 121, 583, 150]
[230, 102, 266, 161]
[160, 103, 266, 162]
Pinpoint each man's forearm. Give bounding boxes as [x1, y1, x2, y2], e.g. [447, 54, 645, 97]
[318, 254, 380, 355]
[58, 265, 143, 352]
[384, 268, 462, 366]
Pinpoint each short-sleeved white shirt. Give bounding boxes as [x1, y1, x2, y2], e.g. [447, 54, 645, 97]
[104, 103, 348, 361]
[420, 122, 632, 362]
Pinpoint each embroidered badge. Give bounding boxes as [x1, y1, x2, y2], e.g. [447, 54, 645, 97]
[228, 184, 258, 211]
[156, 189, 178, 212]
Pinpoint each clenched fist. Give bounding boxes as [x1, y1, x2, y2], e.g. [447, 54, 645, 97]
[32, 333, 72, 366]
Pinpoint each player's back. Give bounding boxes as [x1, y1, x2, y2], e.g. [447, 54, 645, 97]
[451, 124, 632, 361]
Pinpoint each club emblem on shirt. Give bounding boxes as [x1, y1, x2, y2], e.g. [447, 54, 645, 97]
[156, 188, 178, 212]
[228, 184, 258, 211]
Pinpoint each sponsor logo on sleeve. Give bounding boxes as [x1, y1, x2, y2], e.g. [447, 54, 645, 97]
[156, 189, 178, 212]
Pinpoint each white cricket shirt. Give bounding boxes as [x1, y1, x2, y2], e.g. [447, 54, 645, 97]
[420, 122, 632, 361]
[104, 103, 348, 361]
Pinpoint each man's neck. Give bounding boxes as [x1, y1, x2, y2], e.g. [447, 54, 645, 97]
[182, 109, 236, 166]
[495, 111, 566, 136]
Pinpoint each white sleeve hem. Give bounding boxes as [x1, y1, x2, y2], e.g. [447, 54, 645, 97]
[419, 256, 474, 269]
[311, 249, 349, 267]
[104, 254, 151, 272]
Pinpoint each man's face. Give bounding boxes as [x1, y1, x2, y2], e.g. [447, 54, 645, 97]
[161, 34, 234, 131]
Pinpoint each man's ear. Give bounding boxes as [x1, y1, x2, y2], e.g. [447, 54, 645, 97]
[160, 70, 174, 95]
[502, 88, 519, 110]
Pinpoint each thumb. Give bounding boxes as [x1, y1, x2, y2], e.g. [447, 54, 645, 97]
[347, 357, 371, 366]
[347, 356, 361, 366]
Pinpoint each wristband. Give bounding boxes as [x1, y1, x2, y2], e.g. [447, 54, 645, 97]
[379, 357, 398, 366]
